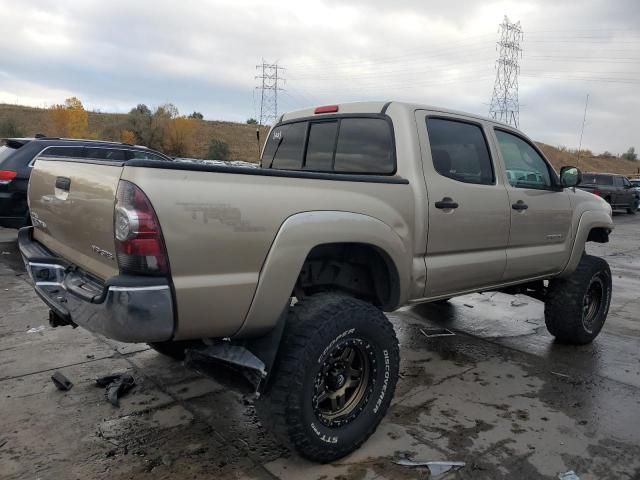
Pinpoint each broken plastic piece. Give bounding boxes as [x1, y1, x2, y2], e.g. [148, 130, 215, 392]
[95, 374, 135, 407]
[558, 471, 580, 480]
[27, 326, 46, 333]
[511, 299, 528, 307]
[51, 371, 73, 391]
[395, 459, 466, 476]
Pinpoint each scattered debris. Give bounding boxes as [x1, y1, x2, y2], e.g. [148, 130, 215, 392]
[0, 438, 7, 449]
[463, 303, 475, 308]
[51, 371, 74, 391]
[558, 471, 580, 480]
[420, 327, 456, 338]
[86, 354, 95, 359]
[96, 374, 136, 407]
[26, 325, 46, 333]
[511, 299, 528, 307]
[1, 251, 10, 255]
[395, 459, 466, 476]
[551, 371, 571, 379]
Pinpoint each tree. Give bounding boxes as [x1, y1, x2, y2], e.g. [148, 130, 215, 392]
[130, 104, 151, 116]
[0, 118, 24, 138]
[47, 96, 89, 138]
[207, 139, 230, 160]
[188, 111, 204, 120]
[246, 118, 258, 125]
[120, 129, 137, 145]
[622, 147, 637, 161]
[164, 117, 197, 157]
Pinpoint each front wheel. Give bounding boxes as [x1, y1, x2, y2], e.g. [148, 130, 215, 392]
[256, 293, 399, 463]
[544, 255, 611, 344]
[627, 199, 638, 214]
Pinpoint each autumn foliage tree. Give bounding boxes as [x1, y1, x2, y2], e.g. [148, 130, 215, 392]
[47, 97, 89, 138]
[164, 117, 197, 157]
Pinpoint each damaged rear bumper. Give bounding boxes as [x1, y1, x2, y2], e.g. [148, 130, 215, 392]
[18, 227, 175, 343]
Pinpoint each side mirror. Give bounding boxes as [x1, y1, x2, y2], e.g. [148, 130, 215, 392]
[560, 166, 582, 188]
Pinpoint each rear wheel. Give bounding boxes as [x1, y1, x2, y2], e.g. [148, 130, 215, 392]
[256, 293, 399, 462]
[544, 255, 611, 344]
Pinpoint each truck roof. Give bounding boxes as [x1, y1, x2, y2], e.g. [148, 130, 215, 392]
[280, 101, 510, 128]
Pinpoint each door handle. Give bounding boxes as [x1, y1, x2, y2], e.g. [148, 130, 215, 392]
[434, 197, 459, 210]
[55, 177, 71, 191]
[512, 200, 528, 211]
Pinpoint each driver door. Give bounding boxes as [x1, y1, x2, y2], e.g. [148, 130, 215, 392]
[492, 128, 573, 281]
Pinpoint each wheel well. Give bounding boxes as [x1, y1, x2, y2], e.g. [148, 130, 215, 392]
[296, 243, 400, 310]
[587, 227, 610, 243]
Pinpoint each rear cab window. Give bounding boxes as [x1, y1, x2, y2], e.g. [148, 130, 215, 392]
[262, 116, 395, 174]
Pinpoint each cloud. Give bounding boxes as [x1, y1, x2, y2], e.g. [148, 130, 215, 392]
[0, 0, 638, 153]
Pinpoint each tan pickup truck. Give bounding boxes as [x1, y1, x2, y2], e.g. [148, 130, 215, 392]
[20, 101, 614, 462]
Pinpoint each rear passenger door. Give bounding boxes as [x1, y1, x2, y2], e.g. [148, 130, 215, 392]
[492, 128, 572, 281]
[416, 112, 510, 297]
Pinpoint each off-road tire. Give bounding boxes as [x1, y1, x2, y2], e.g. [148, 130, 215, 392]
[148, 340, 197, 360]
[545, 255, 611, 344]
[256, 293, 400, 463]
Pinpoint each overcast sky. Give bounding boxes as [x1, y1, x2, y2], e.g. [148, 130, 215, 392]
[0, 0, 638, 154]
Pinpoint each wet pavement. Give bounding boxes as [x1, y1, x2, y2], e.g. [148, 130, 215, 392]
[1, 216, 639, 480]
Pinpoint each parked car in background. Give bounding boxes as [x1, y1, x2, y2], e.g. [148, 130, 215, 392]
[577, 172, 638, 214]
[0, 137, 171, 228]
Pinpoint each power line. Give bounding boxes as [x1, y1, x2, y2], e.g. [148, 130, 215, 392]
[255, 60, 285, 126]
[489, 16, 523, 127]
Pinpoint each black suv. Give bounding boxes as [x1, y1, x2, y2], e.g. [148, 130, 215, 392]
[0, 137, 171, 228]
[577, 172, 639, 214]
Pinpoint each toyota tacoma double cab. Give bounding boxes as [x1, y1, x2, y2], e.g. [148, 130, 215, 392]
[20, 101, 614, 462]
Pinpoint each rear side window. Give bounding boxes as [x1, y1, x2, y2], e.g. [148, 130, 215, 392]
[334, 118, 394, 173]
[264, 117, 394, 174]
[85, 148, 128, 161]
[426, 118, 494, 185]
[41, 146, 84, 158]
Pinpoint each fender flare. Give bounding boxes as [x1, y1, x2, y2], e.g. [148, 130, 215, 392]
[233, 211, 411, 337]
[559, 210, 614, 277]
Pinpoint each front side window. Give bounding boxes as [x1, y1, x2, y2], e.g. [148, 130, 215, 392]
[613, 176, 624, 187]
[495, 130, 552, 189]
[426, 118, 494, 185]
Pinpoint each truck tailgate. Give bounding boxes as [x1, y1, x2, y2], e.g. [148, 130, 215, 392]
[29, 159, 122, 280]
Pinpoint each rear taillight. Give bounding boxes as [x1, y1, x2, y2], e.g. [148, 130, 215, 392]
[0, 170, 17, 185]
[592, 189, 601, 197]
[114, 180, 169, 276]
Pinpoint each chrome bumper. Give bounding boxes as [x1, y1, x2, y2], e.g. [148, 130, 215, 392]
[18, 227, 175, 343]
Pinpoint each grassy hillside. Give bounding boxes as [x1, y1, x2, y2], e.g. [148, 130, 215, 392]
[1, 103, 638, 175]
[0, 103, 269, 162]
